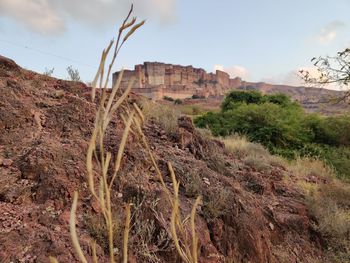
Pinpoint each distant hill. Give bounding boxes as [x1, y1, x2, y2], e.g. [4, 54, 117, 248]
[237, 81, 349, 115]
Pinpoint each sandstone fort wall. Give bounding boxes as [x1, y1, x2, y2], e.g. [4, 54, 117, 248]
[113, 62, 242, 100]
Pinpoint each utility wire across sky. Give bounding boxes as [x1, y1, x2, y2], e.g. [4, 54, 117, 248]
[0, 38, 98, 70]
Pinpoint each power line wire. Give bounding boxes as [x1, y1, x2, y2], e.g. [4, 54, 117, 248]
[0, 38, 98, 69]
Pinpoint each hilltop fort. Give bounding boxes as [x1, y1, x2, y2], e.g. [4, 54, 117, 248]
[112, 62, 348, 115]
[112, 62, 242, 99]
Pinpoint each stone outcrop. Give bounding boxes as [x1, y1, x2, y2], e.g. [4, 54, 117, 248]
[113, 62, 242, 100]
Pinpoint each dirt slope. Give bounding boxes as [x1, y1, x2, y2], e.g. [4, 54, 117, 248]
[0, 55, 327, 262]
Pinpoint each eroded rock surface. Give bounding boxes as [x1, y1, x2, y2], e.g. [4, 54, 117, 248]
[0, 56, 327, 262]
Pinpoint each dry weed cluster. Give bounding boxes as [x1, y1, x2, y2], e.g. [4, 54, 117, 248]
[221, 135, 286, 170]
[141, 99, 180, 134]
[50, 5, 201, 263]
[288, 158, 350, 262]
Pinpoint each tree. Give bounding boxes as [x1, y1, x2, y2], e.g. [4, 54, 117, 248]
[299, 48, 350, 99]
[221, 90, 263, 112]
[174, 98, 183, 104]
[195, 90, 307, 145]
[66, 65, 81, 81]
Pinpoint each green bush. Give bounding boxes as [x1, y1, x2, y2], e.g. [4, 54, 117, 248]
[174, 98, 183, 105]
[191, 94, 205, 99]
[221, 90, 263, 111]
[163, 96, 174, 101]
[196, 97, 308, 149]
[194, 90, 350, 180]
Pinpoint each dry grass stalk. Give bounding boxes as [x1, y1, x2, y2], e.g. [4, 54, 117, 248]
[288, 157, 335, 180]
[168, 162, 201, 263]
[140, 99, 180, 134]
[70, 191, 88, 263]
[123, 204, 132, 263]
[49, 256, 59, 263]
[51, 4, 201, 263]
[92, 240, 98, 263]
[131, 102, 201, 262]
[66, 4, 144, 263]
[190, 197, 202, 263]
[287, 157, 350, 261]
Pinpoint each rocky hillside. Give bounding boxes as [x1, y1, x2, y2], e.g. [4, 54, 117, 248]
[0, 55, 330, 262]
[238, 82, 349, 115]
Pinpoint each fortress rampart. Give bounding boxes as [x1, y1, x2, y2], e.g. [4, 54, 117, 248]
[112, 62, 242, 100]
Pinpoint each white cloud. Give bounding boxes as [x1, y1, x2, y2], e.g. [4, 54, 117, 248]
[214, 64, 249, 80]
[214, 64, 224, 71]
[0, 0, 177, 34]
[261, 70, 303, 87]
[0, 0, 65, 34]
[136, 0, 176, 23]
[317, 20, 346, 45]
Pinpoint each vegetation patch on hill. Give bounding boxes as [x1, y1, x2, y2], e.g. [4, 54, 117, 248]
[194, 90, 350, 180]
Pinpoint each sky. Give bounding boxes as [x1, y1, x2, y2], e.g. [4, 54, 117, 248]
[0, 0, 349, 88]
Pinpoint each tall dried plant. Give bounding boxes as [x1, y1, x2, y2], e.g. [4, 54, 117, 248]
[131, 113, 202, 263]
[45, 5, 144, 263]
[51, 4, 201, 263]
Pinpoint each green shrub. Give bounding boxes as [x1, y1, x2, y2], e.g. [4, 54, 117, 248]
[163, 95, 174, 101]
[322, 147, 350, 180]
[194, 90, 350, 180]
[221, 90, 263, 112]
[194, 111, 229, 136]
[191, 94, 205, 99]
[174, 98, 183, 105]
[304, 114, 350, 146]
[196, 100, 308, 149]
[262, 93, 292, 106]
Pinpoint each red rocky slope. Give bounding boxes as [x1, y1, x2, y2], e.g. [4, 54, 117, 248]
[0, 55, 326, 262]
